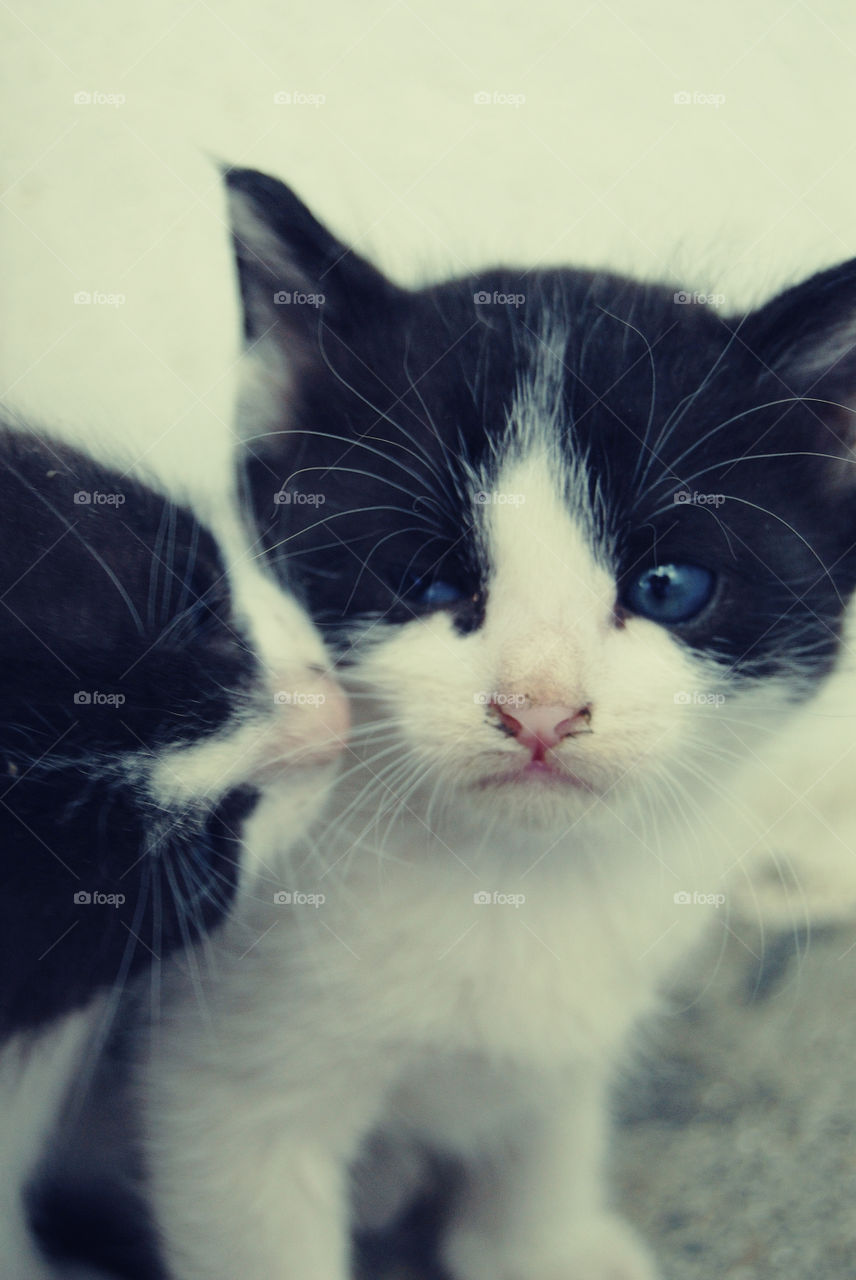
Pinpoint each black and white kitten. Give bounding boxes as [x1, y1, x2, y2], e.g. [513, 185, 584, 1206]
[0, 415, 345, 1278]
[139, 169, 856, 1280]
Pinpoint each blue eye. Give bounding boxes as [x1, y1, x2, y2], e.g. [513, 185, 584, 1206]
[625, 563, 715, 624]
[404, 575, 465, 609]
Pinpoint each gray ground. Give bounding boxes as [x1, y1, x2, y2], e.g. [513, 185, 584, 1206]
[615, 916, 856, 1279]
[376, 914, 856, 1279]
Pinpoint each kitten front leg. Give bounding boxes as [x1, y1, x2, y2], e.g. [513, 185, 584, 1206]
[0, 1009, 103, 1280]
[144, 1042, 393, 1280]
[148, 1120, 352, 1280]
[142, 998, 393, 1280]
[442, 1069, 657, 1280]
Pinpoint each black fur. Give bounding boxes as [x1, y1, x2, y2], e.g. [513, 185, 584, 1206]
[0, 425, 260, 1039]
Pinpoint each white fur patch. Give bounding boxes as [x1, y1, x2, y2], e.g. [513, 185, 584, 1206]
[147, 553, 346, 873]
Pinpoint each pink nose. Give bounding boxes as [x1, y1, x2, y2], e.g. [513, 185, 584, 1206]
[274, 672, 350, 765]
[492, 701, 592, 755]
[306, 674, 350, 759]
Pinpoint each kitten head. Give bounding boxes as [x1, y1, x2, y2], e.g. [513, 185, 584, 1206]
[229, 167, 856, 833]
[0, 421, 346, 1036]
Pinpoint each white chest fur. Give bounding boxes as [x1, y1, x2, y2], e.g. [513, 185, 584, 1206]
[227, 789, 729, 1076]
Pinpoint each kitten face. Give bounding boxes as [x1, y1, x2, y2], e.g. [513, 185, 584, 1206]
[341, 446, 720, 826]
[229, 169, 856, 831]
[0, 423, 344, 1037]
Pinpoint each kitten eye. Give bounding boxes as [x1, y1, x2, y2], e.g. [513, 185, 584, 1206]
[624, 563, 715, 625]
[402, 574, 466, 610]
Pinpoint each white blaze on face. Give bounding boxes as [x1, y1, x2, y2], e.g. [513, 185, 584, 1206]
[480, 450, 615, 712]
[475, 448, 705, 780]
[352, 435, 722, 821]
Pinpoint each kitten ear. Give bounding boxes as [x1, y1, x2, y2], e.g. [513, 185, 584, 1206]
[223, 166, 398, 343]
[742, 258, 856, 458]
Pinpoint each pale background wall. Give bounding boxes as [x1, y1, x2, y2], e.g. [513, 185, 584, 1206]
[3, 0, 856, 479]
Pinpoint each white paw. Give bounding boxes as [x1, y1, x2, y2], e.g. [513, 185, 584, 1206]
[445, 1212, 659, 1280]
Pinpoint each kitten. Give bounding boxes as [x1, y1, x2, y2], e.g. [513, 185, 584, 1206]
[0, 414, 345, 1279]
[138, 168, 856, 1280]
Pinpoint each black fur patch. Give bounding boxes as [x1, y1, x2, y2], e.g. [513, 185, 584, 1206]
[0, 426, 259, 1037]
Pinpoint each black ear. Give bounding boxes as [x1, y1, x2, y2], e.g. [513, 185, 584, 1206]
[223, 166, 399, 343]
[741, 257, 856, 461]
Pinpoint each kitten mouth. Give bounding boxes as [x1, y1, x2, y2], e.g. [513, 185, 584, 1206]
[478, 758, 597, 793]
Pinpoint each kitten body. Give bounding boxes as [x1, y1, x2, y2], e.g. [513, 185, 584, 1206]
[139, 170, 856, 1280]
[0, 417, 345, 1277]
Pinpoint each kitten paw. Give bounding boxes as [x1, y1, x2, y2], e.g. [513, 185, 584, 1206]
[445, 1212, 658, 1280]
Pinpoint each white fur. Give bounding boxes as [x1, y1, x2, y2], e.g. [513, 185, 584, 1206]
[139, 396, 800, 1280]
